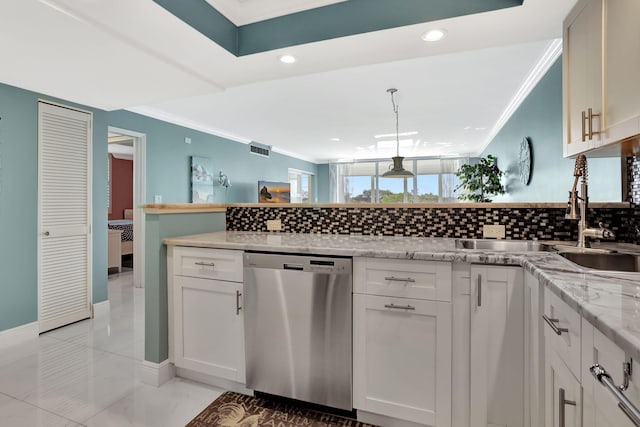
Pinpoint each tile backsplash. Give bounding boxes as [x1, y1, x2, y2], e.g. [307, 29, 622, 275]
[227, 205, 640, 243]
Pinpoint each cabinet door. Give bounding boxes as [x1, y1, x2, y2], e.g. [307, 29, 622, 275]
[564, 0, 603, 156]
[601, 0, 640, 146]
[173, 276, 245, 383]
[545, 348, 582, 427]
[470, 266, 524, 427]
[353, 294, 452, 426]
[585, 328, 640, 427]
[524, 271, 544, 427]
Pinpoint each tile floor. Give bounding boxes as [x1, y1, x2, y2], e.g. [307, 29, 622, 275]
[0, 269, 224, 426]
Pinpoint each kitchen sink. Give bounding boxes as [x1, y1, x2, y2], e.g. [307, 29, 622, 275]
[558, 251, 640, 272]
[455, 238, 550, 252]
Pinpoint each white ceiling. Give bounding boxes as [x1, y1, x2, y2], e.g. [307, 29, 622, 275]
[205, 0, 348, 25]
[0, 0, 577, 163]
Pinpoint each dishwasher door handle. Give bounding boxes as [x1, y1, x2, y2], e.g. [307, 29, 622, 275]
[283, 263, 304, 271]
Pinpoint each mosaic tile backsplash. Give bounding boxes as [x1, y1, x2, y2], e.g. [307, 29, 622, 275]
[627, 155, 640, 205]
[227, 206, 640, 244]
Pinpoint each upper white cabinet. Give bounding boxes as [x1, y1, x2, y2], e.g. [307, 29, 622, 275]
[564, 0, 640, 157]
[564, 0, 603, 156]
[469, 265, 524, 427]
[353, 258, 452, 427]
[168, 246, 246, 384]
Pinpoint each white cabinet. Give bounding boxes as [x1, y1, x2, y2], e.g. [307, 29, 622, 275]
[582, 322, 640, 427]
[545, 346, 582, 427]
[600, 0, 640, 148]
[563, 0, 603, 156]
[469, 265, 524, 427]
[563, 0, 640, 157]
[168, 246, 245, 384]
[353, 258, 452, 427]
[525, 270, 545, 427]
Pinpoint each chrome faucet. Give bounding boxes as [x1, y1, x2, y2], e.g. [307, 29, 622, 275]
[565, 154, 615, 248]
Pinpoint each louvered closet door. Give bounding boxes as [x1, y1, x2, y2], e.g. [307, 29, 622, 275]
[38, 102, 92, 333]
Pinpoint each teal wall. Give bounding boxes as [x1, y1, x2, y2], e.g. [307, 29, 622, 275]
[0, 81, 318, 336]
[481, 57, 621, 202]
[145, 212, 226, 363]
[107, 110, 318, 204]
[316, 164, 330, 203]
[0, 83, 108, 332]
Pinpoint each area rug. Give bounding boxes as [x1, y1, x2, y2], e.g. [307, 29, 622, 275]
[186, 391, 378, 427]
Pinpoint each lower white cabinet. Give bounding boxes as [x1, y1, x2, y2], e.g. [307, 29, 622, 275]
[583, 322, 640, 427]
[545, 346, 582, 427]
[525, 270, 545, 427]
[353, 293, 452, 426]
[470, 265, 524, 427]
[168, 246, 246, 385]
[172, 275, 245, 382]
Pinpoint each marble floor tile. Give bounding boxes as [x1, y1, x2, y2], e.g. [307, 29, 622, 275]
[0, 268, 223, 426]
[0, 392, 80, 427]
[84, 378, 223, 427]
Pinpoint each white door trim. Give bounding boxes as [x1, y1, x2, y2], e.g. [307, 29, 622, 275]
[108, 126, 146, 288]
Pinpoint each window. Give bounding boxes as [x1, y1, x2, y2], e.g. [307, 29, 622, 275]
[330, 157, 467, 203]
[288, 169, 315, 203]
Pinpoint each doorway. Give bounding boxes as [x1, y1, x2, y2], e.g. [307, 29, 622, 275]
[108, 127, 146, 289]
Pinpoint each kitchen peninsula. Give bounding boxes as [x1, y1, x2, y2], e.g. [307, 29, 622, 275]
[163, 228, 640, 427]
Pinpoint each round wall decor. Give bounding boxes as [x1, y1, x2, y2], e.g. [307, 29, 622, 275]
[519, 137, 531, 185]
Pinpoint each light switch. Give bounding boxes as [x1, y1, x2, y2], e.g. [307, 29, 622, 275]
[154, 195, 162, 204]
[483, 224, 505, 239]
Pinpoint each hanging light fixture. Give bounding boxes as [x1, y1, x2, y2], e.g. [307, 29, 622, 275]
[381, 88, 415, 178]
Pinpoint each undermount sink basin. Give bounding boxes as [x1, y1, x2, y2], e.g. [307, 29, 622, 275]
[558, 251, 640, 272]
[455, 239, 549, 252]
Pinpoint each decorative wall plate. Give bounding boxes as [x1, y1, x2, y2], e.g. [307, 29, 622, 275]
[519, 137, 531, 185]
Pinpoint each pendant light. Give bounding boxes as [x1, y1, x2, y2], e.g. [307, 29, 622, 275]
[381, 88, 415, 178]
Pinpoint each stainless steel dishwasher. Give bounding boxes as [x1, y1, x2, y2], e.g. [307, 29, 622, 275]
[243, 252, 353, 410]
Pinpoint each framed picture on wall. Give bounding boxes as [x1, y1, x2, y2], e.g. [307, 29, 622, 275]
[258, 181, 290, 203]
[191, 156, 214, 203]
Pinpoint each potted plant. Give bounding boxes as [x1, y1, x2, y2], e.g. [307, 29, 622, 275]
[455, 154, 506, 202]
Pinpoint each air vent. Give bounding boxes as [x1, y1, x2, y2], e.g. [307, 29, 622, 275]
[250, 142, 271, 157]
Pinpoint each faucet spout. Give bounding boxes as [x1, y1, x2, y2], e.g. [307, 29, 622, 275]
[569, 155, 615, 248]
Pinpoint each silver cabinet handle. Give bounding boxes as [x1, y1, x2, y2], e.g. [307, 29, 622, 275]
[559, 387, 576, 427]
[588, 107, 601, 140]
[384, 304, 415, 310]
[543, 314, 569, 335]
[591, 364, 640, 426]
[477, 274, 482, 308]
[384, 276, 416, 283]
[194, 261, 215, 267]
[43, 231, 50, 236]
[236, 290, 242, 315]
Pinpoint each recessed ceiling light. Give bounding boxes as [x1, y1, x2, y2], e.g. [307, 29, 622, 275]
[279, 54, 296, 64]
[421, 29, 447, 42]
[330, 137, 341, 142]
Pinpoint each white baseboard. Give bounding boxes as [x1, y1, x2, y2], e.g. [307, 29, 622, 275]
[141, 359, 175, 387]
[176, 367, 253, 396]
[0, 322, 39, 347]
[93, 300, 110, 318]
[357, 410, 428, 427]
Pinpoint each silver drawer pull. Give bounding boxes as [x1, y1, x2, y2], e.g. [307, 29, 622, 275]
[591, 364, 640, 426]
[236, 290, 242, 315]
[194, 261, 215, 267]
[384, 304, 415, 310]
[384, 276, 416, 283]
[542, 314, 569, 335]
[559, 387, 576, 427]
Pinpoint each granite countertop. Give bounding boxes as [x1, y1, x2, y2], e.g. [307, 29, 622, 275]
[164, 231, 640, 361]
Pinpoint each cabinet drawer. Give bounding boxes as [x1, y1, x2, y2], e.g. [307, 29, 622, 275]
[543, 289, 581, 381]
[173, 246, 243, 282]
[353, 257, 451, 302]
